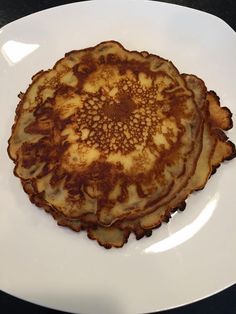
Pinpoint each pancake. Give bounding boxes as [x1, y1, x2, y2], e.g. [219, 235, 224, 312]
[8, 41, 201, 223]
[8, 41, 235, 248]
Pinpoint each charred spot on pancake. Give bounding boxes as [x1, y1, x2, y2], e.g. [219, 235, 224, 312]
[8, 41, 235, 248]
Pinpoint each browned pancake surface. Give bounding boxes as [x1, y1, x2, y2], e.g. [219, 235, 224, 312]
[8, 41, 235, 248]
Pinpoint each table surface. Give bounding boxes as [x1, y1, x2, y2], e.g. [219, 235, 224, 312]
[0, 0, 236, 313]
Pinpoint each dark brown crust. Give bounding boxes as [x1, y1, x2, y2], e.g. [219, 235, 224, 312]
[207, 90, 233, 131]
[225, 141, 236, 160]
[87, 227, 131, 249]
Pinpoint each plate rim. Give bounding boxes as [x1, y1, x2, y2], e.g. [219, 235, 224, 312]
[1, 0, 235, 35]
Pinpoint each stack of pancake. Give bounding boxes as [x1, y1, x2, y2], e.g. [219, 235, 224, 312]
[8, 41, 235, 248]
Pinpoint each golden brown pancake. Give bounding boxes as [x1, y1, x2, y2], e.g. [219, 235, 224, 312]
[8, 41, 235, 248]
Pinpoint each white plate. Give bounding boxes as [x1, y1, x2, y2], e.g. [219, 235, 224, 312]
[0, 1, 236, 313]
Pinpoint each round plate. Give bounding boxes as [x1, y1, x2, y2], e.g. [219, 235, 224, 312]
[0, 1, 236, 313]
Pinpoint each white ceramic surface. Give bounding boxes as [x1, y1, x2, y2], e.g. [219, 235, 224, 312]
[0, 1, 236, 313]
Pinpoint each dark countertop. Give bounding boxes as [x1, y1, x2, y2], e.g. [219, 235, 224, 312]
[0, 0, 236, 313]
